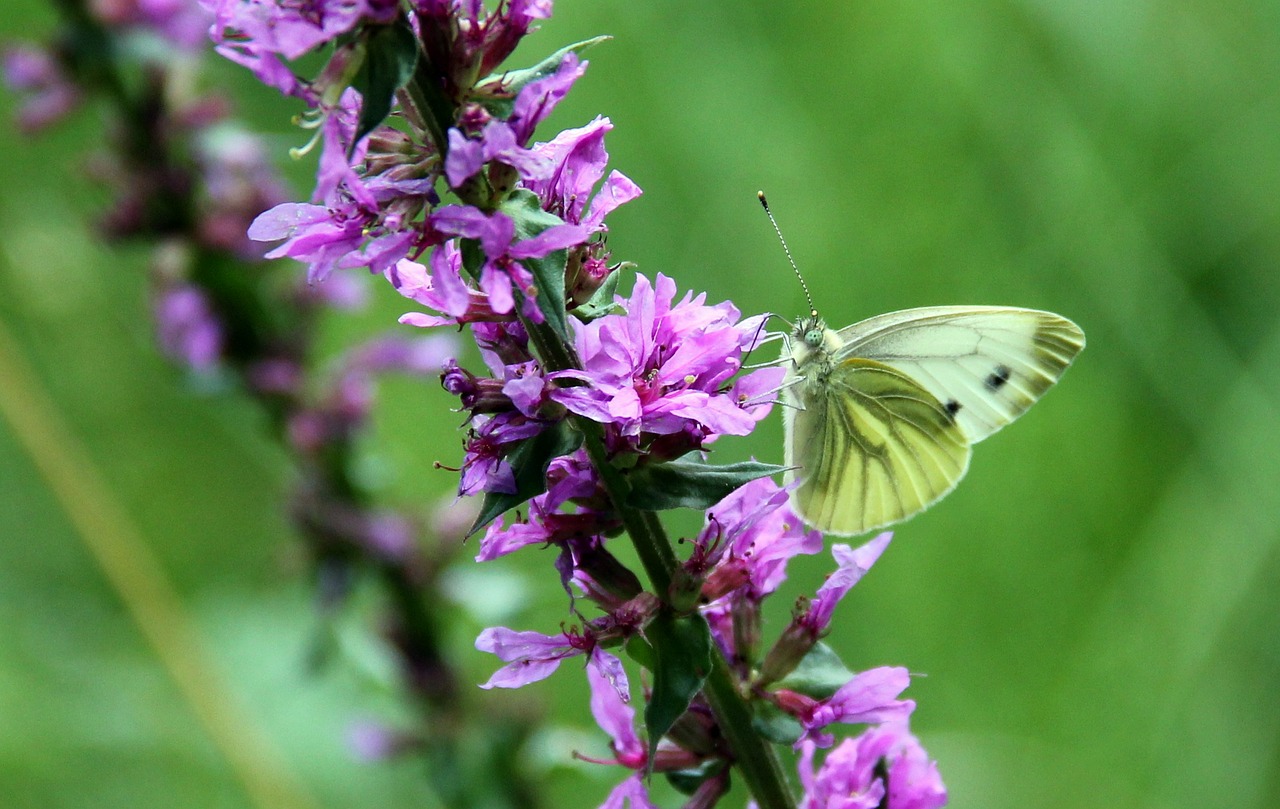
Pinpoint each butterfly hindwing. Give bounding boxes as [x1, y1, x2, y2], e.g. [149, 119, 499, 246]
[785, 357, 971, 535]
[835, 306, 1086, 443]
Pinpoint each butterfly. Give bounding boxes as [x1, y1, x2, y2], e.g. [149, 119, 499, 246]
[780, 306, 1085, 535]
[756, 192, 1085, 536]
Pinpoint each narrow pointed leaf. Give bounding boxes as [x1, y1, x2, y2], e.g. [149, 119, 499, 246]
[571, 267, 625, 322]
[776, 642, 855, 700]
[351, 22, 419, 149]
[625, 459, 787, 511]
[751, 700, 804, 746]
[468, 420, 583, 536]
[645, 612, 711, 761]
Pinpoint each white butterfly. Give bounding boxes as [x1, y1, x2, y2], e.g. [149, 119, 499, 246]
[781, 305, 1085, 535]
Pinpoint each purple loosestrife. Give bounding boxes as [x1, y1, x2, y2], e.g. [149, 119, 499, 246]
[203, 2, 949, 807]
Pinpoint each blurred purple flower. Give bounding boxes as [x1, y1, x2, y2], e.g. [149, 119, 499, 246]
[202, 0, 399, 61]
[599, 775, 658, 809]
[193, 124, 291, 257]
[153, 283, 224, 372]
[96, 0, 215, 50]
[2, 45, 80, 133]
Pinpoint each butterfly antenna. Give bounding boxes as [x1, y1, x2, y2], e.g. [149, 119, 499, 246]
[758, 191, 817, 319]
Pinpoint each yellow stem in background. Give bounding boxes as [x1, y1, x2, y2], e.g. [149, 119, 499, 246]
[0, 316, 321, 809]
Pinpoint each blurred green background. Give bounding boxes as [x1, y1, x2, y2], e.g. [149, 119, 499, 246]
[2, 1, 1279, 808]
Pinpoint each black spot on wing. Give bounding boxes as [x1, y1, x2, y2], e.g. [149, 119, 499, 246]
[943, 399, 962, 421]
[985, 364, 1012, 391]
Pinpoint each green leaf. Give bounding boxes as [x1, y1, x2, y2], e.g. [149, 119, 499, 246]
[776, 642, 855, 700]
[623, 635, 655, 670]
[499, 190, 571, 339]
[459, 238, 485, 279]
[475, 36, 612, 119]
[571, 267, 626, 322]
[350, 22, 419, 149]
[664, 759, 726, 796]
[467, 420, 583, 536]
[645, 612, 711, 762]
[751, 699, 804, 746]
[625, 459, 788, 511]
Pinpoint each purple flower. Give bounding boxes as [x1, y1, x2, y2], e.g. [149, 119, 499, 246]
[599, 775, 658, 809]
[477, 501, 614, 562]
[430, 206, 589, 319]
[582, 657, 647, 771]
[786, 666, 916, 748]
[550, 274, 781, 457]
[414, 0, 553, 81]
[458, 411, 543, 495]
[213, 39, 305, 96]
[805, 535, 892, 633]
[2, 45, 80, 133]
[507, 52, 588, 144]
[389, 250, 504, 327]
[789, 725, 946, 809]
[445, 121, 548, 189]
[695, 478, 824, 598]
[523, 116, 642, 234]
[249, 175, 427, 282]
[247, 87, 436, 281]
[476, 627, 625, 697]
[757, 533, 894, 685]
[153, 283, 224, 372]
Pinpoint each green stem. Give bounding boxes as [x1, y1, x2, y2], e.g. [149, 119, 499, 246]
[703, 649, 796, 808]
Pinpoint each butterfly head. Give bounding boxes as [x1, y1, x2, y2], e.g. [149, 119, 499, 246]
[787, 311, 842, 369]
[795, 312, 826, 349]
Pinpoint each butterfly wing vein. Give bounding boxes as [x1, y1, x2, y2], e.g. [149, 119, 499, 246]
[787, 358, 971, 535]
[784, 305, 1085, 535]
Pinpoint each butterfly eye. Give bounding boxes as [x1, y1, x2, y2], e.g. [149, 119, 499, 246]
[804, 329, 823, 347]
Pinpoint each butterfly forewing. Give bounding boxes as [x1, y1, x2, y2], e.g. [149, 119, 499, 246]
[785, 357, 971, 535]
[835, 306, 1086, 443]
